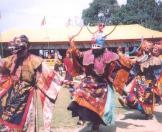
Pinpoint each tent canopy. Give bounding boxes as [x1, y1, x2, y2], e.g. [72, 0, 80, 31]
[1, 24, 162, 44]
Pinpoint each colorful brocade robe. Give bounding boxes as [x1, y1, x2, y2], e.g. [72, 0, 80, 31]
[0, 54, 62, 130]
[69, 49, 119, 125]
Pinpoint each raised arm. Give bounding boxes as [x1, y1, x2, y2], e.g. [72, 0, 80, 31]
[67, 37, 84, 75]
[68, 37, 83, 57]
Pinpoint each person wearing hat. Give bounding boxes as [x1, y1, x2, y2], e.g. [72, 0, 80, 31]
[67, 24, 119, 131]
[0, 35, 64, 132]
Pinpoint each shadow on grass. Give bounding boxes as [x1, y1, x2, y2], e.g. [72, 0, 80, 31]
[78, 120, 145, 132]
[79, 122, 116, 132]
[154, 111, 162, 123]
[120, 106, 162, 122]
[120, 110, 147, 120]
[116, 121, 144, 128]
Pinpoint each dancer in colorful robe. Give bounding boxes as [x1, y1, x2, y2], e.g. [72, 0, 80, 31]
[63, 50, 78, 100]
[67, 23, 119, 131]
[119, 40, 162, 119]
[0, 35, 63, 132]
[151, 42, 162, 103]
[113, 47, 136, 96]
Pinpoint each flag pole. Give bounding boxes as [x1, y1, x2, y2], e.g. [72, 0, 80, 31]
[42, 16, 50, 51]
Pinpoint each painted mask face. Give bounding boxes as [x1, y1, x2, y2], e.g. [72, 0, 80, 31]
[8, 35, 29, 54]
[152, 44, 161, 56]
[98, 23, 105, 32]
[141, 41, 153, 53]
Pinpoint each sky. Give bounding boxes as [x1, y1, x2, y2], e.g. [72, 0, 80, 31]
[0, 0, 127, 32]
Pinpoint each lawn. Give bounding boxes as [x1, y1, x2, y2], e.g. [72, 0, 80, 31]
[37, 85, 126, 129]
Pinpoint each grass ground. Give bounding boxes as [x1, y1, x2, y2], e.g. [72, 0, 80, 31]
[51, 86, 78, 128]
[37, 85, 127, 129]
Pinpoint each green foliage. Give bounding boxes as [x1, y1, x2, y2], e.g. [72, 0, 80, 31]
[112, 0, 162, 31]
[82, 0, 162, 31]
[82, 0, 119, 25]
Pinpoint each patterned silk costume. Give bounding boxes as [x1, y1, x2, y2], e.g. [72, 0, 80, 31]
[113, 51, 134, 95]
[67, 44, 119, 127]
[122, 41, 162, 119]
[67, 24, 119, 130]
[0, 36, 63, 132]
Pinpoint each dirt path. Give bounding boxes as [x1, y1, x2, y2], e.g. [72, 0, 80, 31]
[45, 105, 162, 132]
[114, 104, 162, 132]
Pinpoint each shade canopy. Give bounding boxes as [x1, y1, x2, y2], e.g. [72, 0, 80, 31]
[1, 24, 162, 44]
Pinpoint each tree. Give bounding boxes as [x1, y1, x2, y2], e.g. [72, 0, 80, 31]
[112, 0, 162, 31]
[155, 1, 162, 31]
[82, 0, 119, 25]
[82, 0, 162, 31]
